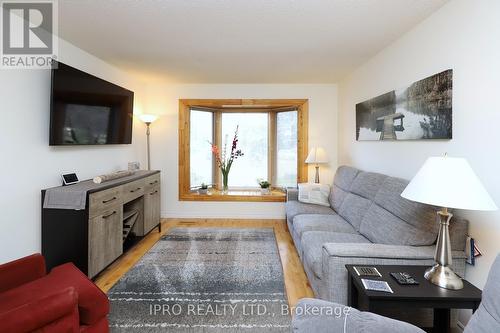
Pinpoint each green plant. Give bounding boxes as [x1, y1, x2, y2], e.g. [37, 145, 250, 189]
[258, 179, 271, 189]
[201, 183, 208, 190]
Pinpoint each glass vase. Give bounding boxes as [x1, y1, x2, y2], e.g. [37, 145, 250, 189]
[222, 171, 229, 194]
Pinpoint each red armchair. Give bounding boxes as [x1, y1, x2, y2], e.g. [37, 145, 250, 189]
[0, 254, 109, 333]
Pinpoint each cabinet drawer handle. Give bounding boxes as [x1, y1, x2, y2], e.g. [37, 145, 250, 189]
[150, 190, 158, 195]
[103, 211, 116, 219]
[149, 180, 158, 185]
[102, 197, 117, 204]
[130, 187, 142, 193]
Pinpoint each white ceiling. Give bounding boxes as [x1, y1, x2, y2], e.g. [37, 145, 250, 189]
[58, 0, 448, 83]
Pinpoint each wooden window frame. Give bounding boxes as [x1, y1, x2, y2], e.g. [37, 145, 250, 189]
[179, 99, 308, 202]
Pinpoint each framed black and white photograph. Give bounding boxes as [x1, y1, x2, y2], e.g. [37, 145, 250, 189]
[356, 69, 453, 141]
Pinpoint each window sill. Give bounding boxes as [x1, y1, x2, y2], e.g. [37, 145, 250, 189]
[180, 189, 286, 202]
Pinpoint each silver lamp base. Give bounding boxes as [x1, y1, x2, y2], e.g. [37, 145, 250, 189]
[424, 264, 464, 290]
[425, 208, 464, 290]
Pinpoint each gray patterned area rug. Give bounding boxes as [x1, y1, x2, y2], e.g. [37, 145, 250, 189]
[108, 228, 291, 332]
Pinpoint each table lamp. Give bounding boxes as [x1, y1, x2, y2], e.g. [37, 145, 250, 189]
[139, 114, 158, 170]
[305, 147, 329, 183]
[401, 155, 497, 290]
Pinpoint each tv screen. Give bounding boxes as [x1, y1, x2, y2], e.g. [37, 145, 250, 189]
[50, 61, 134, 145]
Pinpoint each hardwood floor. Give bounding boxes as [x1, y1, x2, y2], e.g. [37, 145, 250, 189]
[94, 218, 314, 307]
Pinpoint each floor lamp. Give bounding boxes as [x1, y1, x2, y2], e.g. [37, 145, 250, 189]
[139, 114, 158, 170]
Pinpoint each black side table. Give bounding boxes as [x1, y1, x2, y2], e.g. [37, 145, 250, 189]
[346, 265, 481, 333]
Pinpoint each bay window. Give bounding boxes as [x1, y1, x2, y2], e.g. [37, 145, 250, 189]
[179, 99, 308, 202]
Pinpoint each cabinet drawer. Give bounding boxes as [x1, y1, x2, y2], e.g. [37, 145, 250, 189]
[88, 207, 123, 278]
[89, 187, 123, 218]
[144, 186, 161, 234]
[145, 173, 160, 190]
[122, 179, 145, 203]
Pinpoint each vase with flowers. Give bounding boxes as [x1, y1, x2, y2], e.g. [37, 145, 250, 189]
[209, 126, 244, 194]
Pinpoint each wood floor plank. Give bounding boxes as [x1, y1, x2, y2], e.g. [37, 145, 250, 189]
[94, 218, 314, 308]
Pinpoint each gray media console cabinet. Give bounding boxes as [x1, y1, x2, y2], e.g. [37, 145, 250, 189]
[41, 170, 161, 278]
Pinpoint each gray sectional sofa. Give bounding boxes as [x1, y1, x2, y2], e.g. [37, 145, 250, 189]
[286, 166, 468, 325]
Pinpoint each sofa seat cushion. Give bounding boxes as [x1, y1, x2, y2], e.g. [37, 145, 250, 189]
[293, 214, 357, 239]
[302, 231, 371, 279]
[49, 263, 109, 325]
[285, 200, 335, 224]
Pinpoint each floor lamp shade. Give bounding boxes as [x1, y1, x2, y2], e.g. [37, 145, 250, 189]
[401, 156, 497, 290]
[139, 114, 158, 124]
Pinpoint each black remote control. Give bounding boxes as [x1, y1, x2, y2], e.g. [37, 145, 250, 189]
[390, 272, 419, 285]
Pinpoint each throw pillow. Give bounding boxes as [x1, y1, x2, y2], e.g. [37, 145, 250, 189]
[298, 183, 330, 207]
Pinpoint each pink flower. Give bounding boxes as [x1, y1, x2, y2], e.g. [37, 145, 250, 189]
[208, 126, 243, 173]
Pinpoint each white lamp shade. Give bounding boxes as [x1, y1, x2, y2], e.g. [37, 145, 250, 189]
[401, 156, 497, 211]
[139, 114, 158, 124]
[305, 147, 329, 164]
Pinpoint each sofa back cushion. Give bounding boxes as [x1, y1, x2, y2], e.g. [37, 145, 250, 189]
[350, 172, 388, 200]
[449, 216, 469, 251]
[359, 177, 439, 246]
[329, 166, 359, 211]
[337, 194, 371, 231]
[329, 166, 466, 247]
[337, 171, 387, 231]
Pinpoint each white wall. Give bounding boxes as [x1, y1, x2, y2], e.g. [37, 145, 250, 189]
[0, 39, 146, 264]
[144, 84, 338, 219]
[338, 0, 500, 326]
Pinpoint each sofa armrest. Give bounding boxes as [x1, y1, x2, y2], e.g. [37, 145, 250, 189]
[320, 243, 466, 304]
[287, 188, 299, 201]
[0, 253, 46, 293]
[322, 243, 466, 260]
[0, 287, 79, 332]
[323, 243, 437, 259]
[292, 298, 349, 333]
[292, 298, 424, 333]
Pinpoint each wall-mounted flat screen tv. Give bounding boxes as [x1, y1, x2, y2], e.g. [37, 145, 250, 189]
[50, 61, 134, 145]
